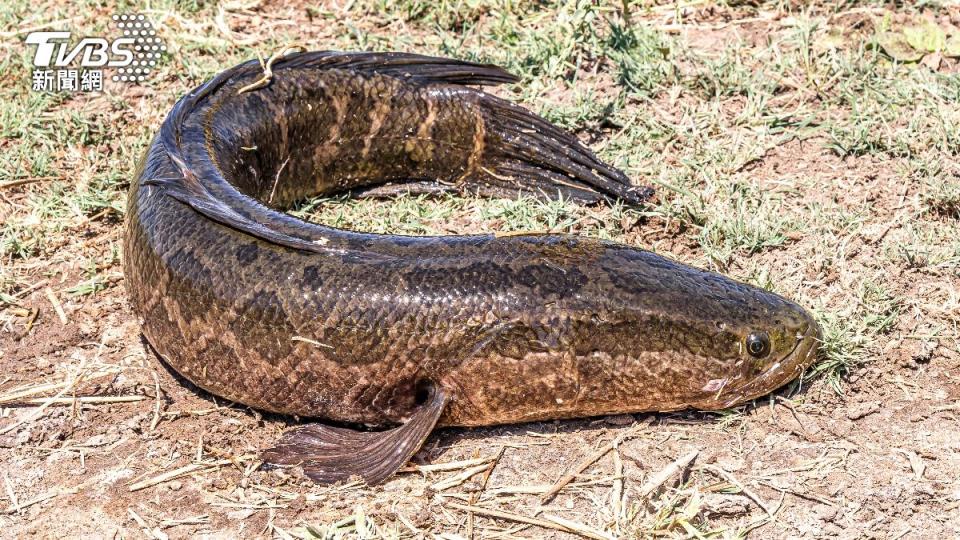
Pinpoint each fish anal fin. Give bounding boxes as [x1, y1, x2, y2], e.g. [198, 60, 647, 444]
[261, 387, 449, 485]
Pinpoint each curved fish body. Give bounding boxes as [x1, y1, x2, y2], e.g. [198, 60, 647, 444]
[124, 51, 820, 484]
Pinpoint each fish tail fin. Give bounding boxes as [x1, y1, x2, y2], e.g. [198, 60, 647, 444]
[461, 93, 653, 205]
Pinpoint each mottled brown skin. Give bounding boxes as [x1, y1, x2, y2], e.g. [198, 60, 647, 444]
[124, 52, 820, 436]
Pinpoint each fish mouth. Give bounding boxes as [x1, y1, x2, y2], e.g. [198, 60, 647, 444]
[719, 317, 822, 408]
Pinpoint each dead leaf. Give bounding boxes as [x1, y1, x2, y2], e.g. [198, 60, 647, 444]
[903, 22, 946, 53]
[945, 35, 960, 58]
[876, 32, 924, 62]
[817, 30, 846, 52]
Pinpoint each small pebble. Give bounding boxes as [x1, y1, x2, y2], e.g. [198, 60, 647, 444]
[817, 505, 838, 522]
[846, 401, 880, 420]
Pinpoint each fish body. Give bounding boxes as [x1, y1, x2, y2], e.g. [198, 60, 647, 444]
[124, 51, 820, 484]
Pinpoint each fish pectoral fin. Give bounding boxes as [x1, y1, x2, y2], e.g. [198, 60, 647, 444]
[261, 387, 449, 485]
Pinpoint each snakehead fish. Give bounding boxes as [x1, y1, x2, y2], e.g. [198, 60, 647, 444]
[124, 51, 821, 485]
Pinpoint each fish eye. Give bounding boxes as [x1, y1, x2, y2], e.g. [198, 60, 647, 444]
[746, 332, 770, 358]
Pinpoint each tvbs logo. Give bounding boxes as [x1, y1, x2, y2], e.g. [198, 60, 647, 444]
[27, 14, 166, 92]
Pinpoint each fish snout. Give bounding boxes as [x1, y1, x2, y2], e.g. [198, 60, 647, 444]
[714, 311, 822, 408]
[786, 313, 822, 378]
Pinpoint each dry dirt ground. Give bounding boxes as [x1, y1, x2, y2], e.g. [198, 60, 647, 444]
[2, 1, 960, 538]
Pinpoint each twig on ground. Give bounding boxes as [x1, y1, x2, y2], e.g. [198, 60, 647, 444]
[468, 446, 504, 538]
[21, 307, 40, 336]
[399, 457, 492, 474]
[733, 490, 787, 537]
[0, 177, 56, 190]
[159, 515, 210, 528]
[431, 463, 492, 492]
[0, 367, 122, 405]
[445, 502, 614, 540]
[486, 476, 621, 497]
[756, 480, 838, 507]
[700, 464, 774, 517]
[611, 438, 625, 525]
[3, 473, 19, 514]
[638, 449, 700, 499]
[932, 402, 960, 412]
[44, 287, 68, 324]
[128, 508, 167, 540]
[150, 372, 162, 431]
[4, 395, 145, 406]
[542, 430, 640, 503]
[128, 459, 239, 492]
[0, 358, 91, 436]
[214, 5, 259, 46]
[1, 487, 79, 515]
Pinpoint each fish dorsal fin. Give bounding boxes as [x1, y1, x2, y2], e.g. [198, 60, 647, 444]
[261, 387, 449, 485]
[277, 50, 519, 87]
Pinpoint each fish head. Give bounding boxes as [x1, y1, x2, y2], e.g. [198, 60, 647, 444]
[687, 295, 821, 409]
[588, 249, 822, 412]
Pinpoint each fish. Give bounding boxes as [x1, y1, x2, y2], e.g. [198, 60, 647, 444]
[123, 50, 821, 485]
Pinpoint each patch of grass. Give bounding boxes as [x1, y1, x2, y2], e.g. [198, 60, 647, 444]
[697, 183, 793, 268]
[884, 218, 960, 272]
[809, 278, 903, 391]
[858, 279, 902, 335]
[685, 44, 776, 100]
[295, 193, 642, 242]
[604, 21, 674, 96]
[809, 310, 867, 392]
[921, 179, 960, 220]
[630, 483, 710, 538]
[64, 248, 120, 297]
[822, 50, 960, 158]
